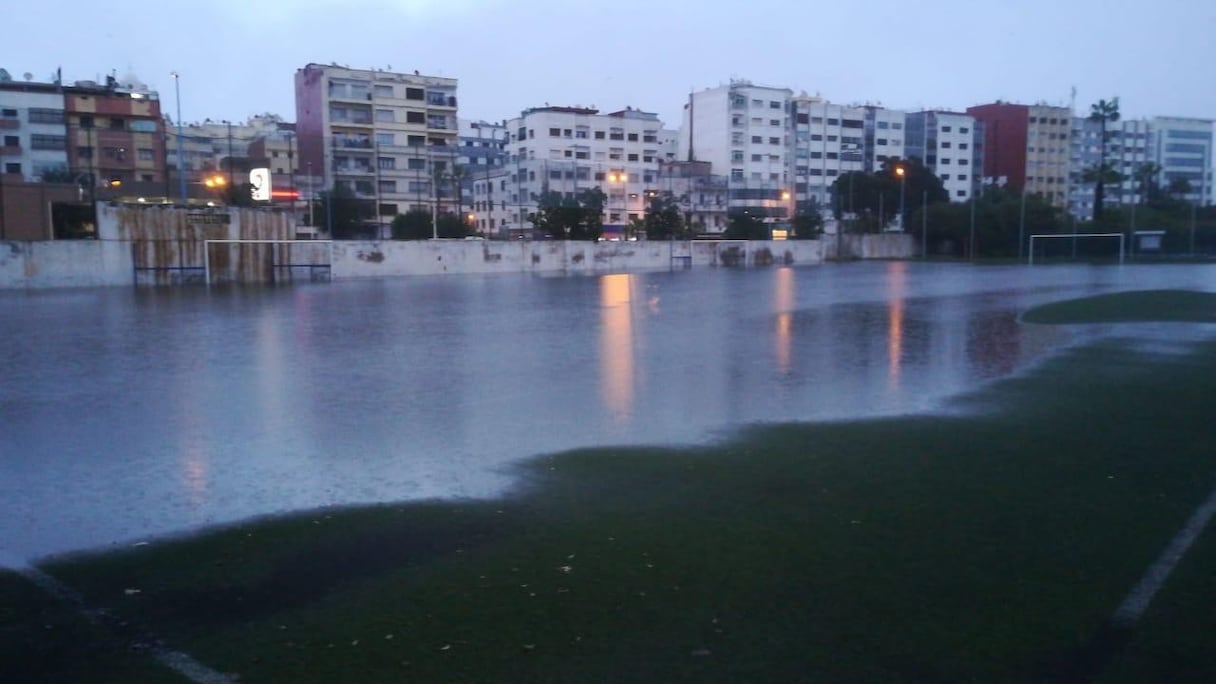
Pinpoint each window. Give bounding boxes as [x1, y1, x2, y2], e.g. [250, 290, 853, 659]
[751, 99, 763, 107]
[3, 135, 19, 147]
[0, 108, 15, 118]
[79, 115, 94, 129]
[877, 138, 888, 145]
[575, 151, 589, 159]
[732, 150, 744, 162]
[594, 131, 605, 140]
[842, 119, 863, 129]
[405, 87, 424, 100]
[549, 128, 561, 137]
[941, 125, 952, 133]
[770, 119, 780, 127]
[940, 174, 951, 181]
[378, 156, 396, 169]
[379, 133, 398, 145]
[959, 127, 969, 134]
[137, 148, 154, 161]
[958, 143, 969, 150]
[810, 151, 822, 159]
[751, 154, 762, 162]
[76, 145, 93, 159]
[374, 85, 394, 98]
[810, 134, 823, 141]
[1028, 117, 1038, 124]
[826, 152, 838, 160]
[892, 122, 903, 130]
[770, 101, 782, 109]
[769, 137, 780, 145]
[28, 108, 64, 124]
[375, 109, 394, 122]
[31, 135, 67, 150]
[378, 180, 397, 193]
[958, 159, 968, 166]
[405, 111, 425, 124]
[827, 135, 838, 142]
[627, 133, 638, 142]
[751, 136, 762, 144]
[109, 118, 125, 130]
[811, 116, 823, 124]
[731, 169, 744, 180]
[827, 118, 839, 125]
[940, 158, 951, 165]
[940, 141, 952, 148]
[140, 174, 153, 182]
[877, 121, 890, 130]
[957, 190, 967, 197]
[627, 153, 639, 162]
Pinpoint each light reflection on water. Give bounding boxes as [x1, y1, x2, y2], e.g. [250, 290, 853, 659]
[2, 262, 1215, 562]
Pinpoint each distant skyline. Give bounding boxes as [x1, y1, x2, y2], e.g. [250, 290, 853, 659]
[4, 0, 1216, 128]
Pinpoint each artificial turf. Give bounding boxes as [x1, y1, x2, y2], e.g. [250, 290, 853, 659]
[9, 290, 1216, 683]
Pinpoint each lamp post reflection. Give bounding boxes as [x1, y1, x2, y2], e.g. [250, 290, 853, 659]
[599, 273, 636, 423]
[774, 267, 795, 374]
[886, 261, 907, 390]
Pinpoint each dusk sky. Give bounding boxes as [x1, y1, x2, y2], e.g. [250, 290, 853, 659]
[4, 0, 1215, 128]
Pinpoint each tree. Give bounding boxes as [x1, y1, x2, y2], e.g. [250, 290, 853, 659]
[1167, 177, 1194, 199]
[1088, 97, 1121, 220]
[38, 166, 76, 184]
[572, 188, 606, 241]
[1133, 162, 1163, 206]
[314, 184, 375, 239]
[391, 209, 433, 240]
[643, 191, 685, 240]
[435, 213, 471, 239]
[830, 157, 948, 232]
[790, 206, 823, 239]
[529, 188, 605, 240]
[723, 210, 769, 240]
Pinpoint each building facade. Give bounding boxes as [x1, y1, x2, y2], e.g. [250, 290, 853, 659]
[0, 80, 68, 181]
[967, 102, 1072, 207]
[1150, 116, 1213, 205]
[295, 63, 459, 232]
[677, 80, 794, 222]
[1067, 116, 1152, 218]
[471, 105, 669, 236]
[64, 77, 167, 191]
[904, 110, 983, 202]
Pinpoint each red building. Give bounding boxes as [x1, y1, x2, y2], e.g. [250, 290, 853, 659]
[64, 78, 167, 191]
[965, 103, 1029, 190]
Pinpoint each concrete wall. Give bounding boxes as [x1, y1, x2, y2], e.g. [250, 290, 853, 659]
[331, 238, 825, 279]
[0, 240, 133, 289]
[824, 233, 917, 260]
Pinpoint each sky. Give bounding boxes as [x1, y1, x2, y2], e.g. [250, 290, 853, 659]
[3, 0, 1215, 128]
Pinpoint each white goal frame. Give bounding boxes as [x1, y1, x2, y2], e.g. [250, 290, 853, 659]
[203, 239, 334, 285]
[1028, 233, 1124, 265]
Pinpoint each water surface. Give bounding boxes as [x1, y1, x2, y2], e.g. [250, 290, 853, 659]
[2, 262, 1214, 562]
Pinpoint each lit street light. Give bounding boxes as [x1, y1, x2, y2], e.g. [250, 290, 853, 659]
[895, 165, 906, 232]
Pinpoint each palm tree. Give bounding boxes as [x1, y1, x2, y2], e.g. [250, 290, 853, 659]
[1088, 97, 1120, 220]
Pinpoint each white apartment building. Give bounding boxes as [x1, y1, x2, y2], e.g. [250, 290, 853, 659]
[862, 106, 908, 174]
[0, 81, 69, 181]
[296, 64, 459, 232]
[790, 96, 866, 211]
[471, 105, 668, 236]
[1151, 116, 1213, 205]
[677, 80, 794, 222]
[905, 110, 982, 202]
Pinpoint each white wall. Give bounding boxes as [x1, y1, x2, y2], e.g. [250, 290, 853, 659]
[0, 240, 133, 289]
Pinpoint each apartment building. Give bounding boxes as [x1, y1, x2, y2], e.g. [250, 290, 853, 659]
[904, 110, 983, 202]
[295, 63, 459, 230]
[789, 96, 865, 211]
[62, 76, 167, 190]
[0, 79, 68, 181]
[471, 105, 669, 236]
[677, 80, 794, 222]
[1067, 117, 1152, 218]
[655, 160, 731, 233]
[1150, 116, 1213, 205]
[967, 102, 1071, 207]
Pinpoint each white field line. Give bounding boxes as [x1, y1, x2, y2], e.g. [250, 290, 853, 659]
[1111, 480, 1216, 628]
[18, 567, 235, 684]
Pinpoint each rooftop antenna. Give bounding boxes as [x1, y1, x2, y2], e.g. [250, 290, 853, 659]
[1069, 85, 1077, 115]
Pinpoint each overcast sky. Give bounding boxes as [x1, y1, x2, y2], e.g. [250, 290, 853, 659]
[4, 0, 1215, 127]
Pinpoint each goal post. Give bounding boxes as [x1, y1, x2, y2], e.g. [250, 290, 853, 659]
[1028, 233, 1124, 266]
[203, 239, 334, 285]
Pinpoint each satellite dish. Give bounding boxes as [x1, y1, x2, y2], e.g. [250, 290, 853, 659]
[23, 72, 33, 81]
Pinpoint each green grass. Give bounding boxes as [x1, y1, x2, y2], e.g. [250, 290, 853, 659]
[0, 570, 184, 683]
[10, 290, 1216, 682]
[1021, 289, 1216, 324]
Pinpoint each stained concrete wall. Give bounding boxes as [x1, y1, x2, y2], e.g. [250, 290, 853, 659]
[330, 239, 826, 279]
[823, 233, 917, 260]
[0, 240, 133, 289]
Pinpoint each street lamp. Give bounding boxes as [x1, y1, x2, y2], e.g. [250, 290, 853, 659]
[895, 165, 906, 232]
[171, 71, 186, 203]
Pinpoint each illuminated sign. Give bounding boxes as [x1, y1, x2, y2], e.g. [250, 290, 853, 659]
[249, 168, 271, 201]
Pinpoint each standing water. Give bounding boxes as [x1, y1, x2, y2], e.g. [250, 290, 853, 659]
[2, 261, 1214, 562]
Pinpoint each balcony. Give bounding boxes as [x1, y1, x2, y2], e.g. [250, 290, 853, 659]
[334, 164, 375, 175]
[0, 119, 19, 130]
[426, 93, 457, 108]
[0, 143, 21, 156]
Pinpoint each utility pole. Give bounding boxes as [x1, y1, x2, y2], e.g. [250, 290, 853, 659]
[1018, 188, 1027, 261]
[921, 189, 928, 258]
[969, 185, 977, 260]
[172, 72, 186, 203]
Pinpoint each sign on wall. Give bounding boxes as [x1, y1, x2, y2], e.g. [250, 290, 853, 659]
[249, 168, 271, 202]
